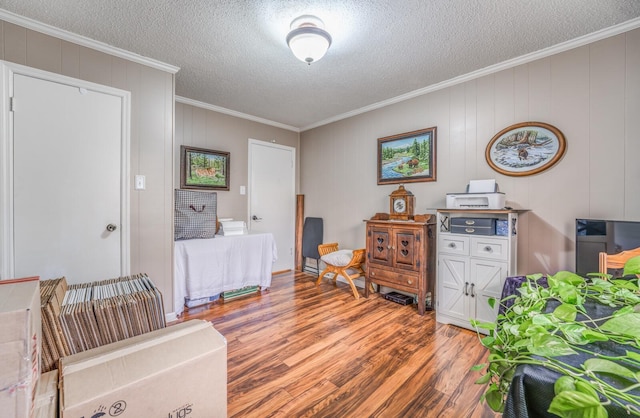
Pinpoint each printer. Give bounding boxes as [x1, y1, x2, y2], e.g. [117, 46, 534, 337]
[446, 179, 506, 210]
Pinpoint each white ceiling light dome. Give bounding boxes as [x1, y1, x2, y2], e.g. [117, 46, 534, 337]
[286, 15, 332, 64]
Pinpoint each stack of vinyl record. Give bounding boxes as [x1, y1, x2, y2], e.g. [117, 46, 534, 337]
[40, 277, 70, 373]
[40, 273, 166, 370]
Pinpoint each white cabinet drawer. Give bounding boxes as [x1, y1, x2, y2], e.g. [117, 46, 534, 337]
[439, 234, 470, 256]
[470, 236, 508, 261]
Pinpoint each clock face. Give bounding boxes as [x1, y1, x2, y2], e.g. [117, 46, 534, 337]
[393, 198, 406, 213]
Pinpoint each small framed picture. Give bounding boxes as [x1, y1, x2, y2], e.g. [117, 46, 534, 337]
[377, 127, 437, 185]
[180, 145, 230, 190]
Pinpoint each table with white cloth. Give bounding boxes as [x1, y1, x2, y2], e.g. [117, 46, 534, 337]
[174, 232, 277, 316]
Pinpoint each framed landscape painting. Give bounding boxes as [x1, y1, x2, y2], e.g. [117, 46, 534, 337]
[377, 127, 437, 185]
[180, 145, 230, 190]
[485, 122, 566, 177]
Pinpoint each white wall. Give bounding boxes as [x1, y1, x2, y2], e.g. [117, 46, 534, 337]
[300, 28, 640, 276]
[0, 20, 176, 312]
[175, 102, 300, 223]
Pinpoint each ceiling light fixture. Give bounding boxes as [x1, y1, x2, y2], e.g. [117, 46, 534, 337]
[286, 15, 332, 64]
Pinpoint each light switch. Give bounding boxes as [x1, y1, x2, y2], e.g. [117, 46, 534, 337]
[135, 175, 146, 190]
[240, 185, 246, 195]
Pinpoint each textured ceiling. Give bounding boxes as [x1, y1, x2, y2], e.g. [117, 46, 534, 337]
[1, 1, 639, 130]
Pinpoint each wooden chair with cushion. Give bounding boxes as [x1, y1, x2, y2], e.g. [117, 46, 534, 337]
[316, 242, 366, 299]
[598, 247, 640, 277]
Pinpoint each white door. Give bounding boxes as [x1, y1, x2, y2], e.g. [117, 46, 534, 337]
[471, 259, 507, 324]
[248, 139, 295, 272]
[1, 63, 130, 283]
[438, 255, 469, 321]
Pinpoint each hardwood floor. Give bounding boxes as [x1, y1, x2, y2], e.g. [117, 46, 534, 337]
[175, 271, 499, 417]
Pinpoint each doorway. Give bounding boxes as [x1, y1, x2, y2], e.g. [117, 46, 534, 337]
[0, 62, 130, 283]
[248, 139, 295, 272]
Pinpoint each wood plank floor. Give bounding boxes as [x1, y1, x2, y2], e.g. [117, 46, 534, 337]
[175, 271, 499, 417]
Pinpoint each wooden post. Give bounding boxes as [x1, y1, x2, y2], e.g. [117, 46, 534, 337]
[295, 194, 304, 271]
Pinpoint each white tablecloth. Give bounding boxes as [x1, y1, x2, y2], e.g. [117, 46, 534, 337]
[174, 233, 277, 315]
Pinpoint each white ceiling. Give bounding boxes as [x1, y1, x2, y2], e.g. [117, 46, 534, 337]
[1, 1, 640, 131]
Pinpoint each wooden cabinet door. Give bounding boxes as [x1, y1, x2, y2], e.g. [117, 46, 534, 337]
[393, 228, 421, 271]
[368, 226, 392, 267]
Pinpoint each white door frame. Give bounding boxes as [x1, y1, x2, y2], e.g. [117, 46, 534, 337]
[247, 139, 296, 271]
[0, 61, 131, 280]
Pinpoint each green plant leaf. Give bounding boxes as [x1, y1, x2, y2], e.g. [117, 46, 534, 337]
[548, 390, 607, 418]
[473, 321, 496, 331]
[554, 303, 578, 322]
[507, 323, 522, 337]
[587, 272, 612, 281]
[487, 353, 504, 362]
[525, 324, 549, 337]
[532, 313, 555, 327]
[529, 334, 577, 357]
[611, 279, 639, 291]
[553, 271, 586, 286]
[470, 363, 486, 371]
[600, 313, 640, 338]
[513, 338, 531, 349]
[559, 323, 588, 345]
[481, 336, 495, 347]
[581, 329, 609, 343]
[488, 297, 496, 309]
[575, 380, 600, 401]
[558, 285, 582, 305]
[613, 289, 640, 304]
[484, 384, 504, 412]
[583, 358, 638, 381]
[623, 256, 640, 276]
[475, 373, 492, 384]
[554, 376, 576, 394]
[613, 305, 636, 316]
[627, 350, 640, 362]
[591, 277, 613, 287]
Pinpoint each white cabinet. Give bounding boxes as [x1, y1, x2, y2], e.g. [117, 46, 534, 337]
[436, 209, 525, 331]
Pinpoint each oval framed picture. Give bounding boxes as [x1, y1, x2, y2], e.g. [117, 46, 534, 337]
[485, 121, 566, 177]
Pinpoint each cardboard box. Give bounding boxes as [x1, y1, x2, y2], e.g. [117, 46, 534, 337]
[59, 319, 227, 418]
[0, 276, 41, 418]
[34, 370, 58, 418]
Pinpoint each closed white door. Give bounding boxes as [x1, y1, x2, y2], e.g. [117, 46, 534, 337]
[471, 259, 507, 324]
[2, 65, 130, 283]
[437, 255, 468, 321]
[248, 139, 295, 272]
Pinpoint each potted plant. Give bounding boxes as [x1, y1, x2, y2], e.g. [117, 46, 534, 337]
[472, 256, 640, 417]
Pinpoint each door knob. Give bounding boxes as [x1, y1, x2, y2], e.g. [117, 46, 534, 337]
[106, 224, 117, 232]
[252, 215, 262, 221]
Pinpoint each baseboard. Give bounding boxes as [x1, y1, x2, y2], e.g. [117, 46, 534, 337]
[165, 312, 178, 323]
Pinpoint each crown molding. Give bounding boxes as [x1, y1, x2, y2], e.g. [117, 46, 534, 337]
[176, 96, 300, 133]
[300, 16, 640, 132]
[5, 5, 635, 132]
[0, 9, 180, 74]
